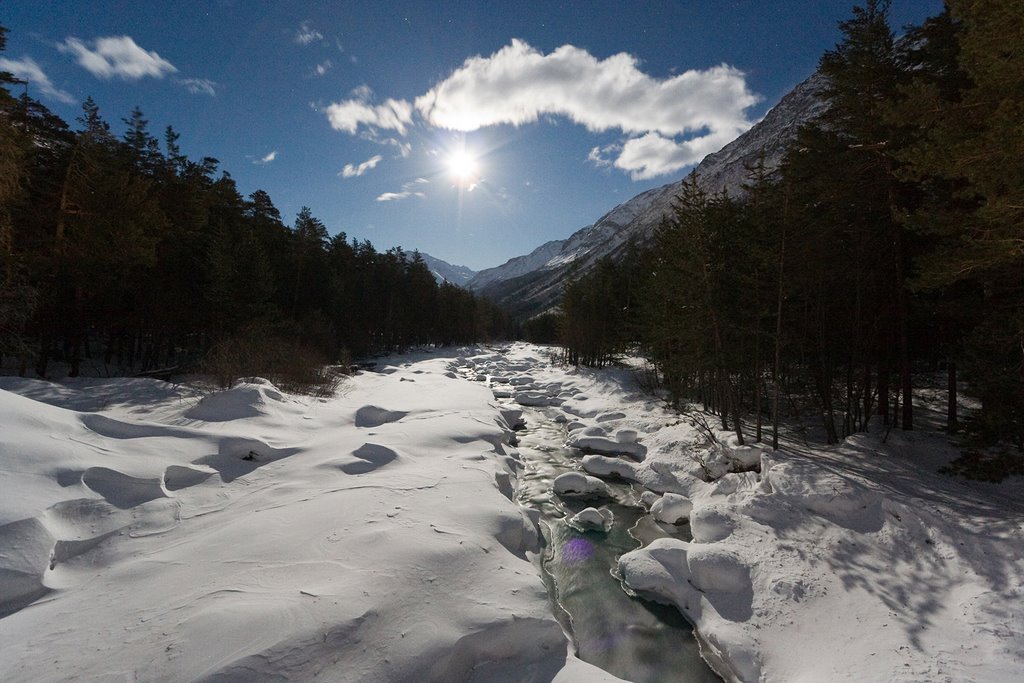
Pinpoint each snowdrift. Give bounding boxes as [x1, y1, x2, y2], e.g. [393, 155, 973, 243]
[4, 344, 1024, 682]
[0, 360, 621, 682]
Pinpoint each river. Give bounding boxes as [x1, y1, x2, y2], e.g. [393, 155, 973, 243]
[511, 404, 721, 683]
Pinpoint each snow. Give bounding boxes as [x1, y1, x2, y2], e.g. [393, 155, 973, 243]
[466, 239, 566, 291]
[454, 343, 1024, 683]
[515, 391, 555, 407]
[581, 453, 637, 480]
[0, 354, 621, 682]
[3, 342, 1024, 683]
[416, 252, 477, 287]
[552, 472, 609, 499]
[464, 73, 831, 318]
[650, 492, 693, 525]
[568, 507, 614, 533]
[567, 432, 647, 461]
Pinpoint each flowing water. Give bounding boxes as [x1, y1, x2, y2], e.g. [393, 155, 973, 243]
[514, 407, 721, 683]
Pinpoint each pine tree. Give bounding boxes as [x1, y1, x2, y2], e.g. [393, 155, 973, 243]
[290, 206, 329, 320]
[893, 1, 1024, 445]
[0, 24, 37, 365]
[121, 106, 163, 175]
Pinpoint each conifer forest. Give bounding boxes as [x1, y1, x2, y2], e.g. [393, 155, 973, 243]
[0, 22, 511, 385]
[554, 1, 1024, 452]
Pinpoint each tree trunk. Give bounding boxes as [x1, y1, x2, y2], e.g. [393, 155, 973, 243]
[862, 362, 873, 431]
[730, 379, 745, 446]
[771, 195, 788, 452]
[878, 358, 890, 426]
[754, 358, 763, 443]
[899, 286, 913, 431]
[947, 360, 958, 432]
[35, 338, 50, 378]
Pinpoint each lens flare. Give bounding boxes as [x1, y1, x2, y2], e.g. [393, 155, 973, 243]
[562, 536, 595, 564]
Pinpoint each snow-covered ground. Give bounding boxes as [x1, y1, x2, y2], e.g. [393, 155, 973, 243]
[2, 342, 1023, 682]
[459, 345, 1024, 682]
[0, 353, 621, 682]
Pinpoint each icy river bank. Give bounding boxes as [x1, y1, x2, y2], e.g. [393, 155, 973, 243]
[454, 343, 1024, 683]
[2, 342, 1022, 682]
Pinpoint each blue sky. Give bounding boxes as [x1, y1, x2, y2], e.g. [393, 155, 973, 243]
[3, 1, 942, 271]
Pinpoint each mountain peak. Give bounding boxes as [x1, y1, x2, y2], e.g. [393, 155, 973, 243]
[466, 71, 829, 318]
[415, 252, 477, 287]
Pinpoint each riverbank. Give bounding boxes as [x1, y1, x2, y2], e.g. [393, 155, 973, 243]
[0, 349, 619, 682]
[3, 342, 1022, 682]
[458, 343, 1024, 683]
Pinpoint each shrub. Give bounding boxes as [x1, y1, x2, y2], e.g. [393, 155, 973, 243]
[202, 329, 347, 396]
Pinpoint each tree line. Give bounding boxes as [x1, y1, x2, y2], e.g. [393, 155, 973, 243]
[0, 24, 511, 382]
[557, 0, 1023, 451]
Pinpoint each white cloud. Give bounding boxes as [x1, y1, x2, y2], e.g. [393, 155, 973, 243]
[326, 86, 414, 135]
[312, 60, 333, 77]
[414, 40, 758, 138]
[376, 178, 428, 202]
[340, 154, 383, 178]
[359, 129, 413, 157]
[587, 144, 616, 169]
[295, 21, 323, 46]
[58, 36, 177, 80]
[324, 39, 760, 180]
[0, 56, 74, 103]
[177, 77, 216, 96]
[253, 150, 277, 165]
[612, 129, 743, 180]
[350, 84, 373, 100]
[392, 140, 413, 157]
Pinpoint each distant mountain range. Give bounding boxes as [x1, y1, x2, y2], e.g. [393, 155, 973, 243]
[416, 252, 477, 287]
[461, 71, 831, 318]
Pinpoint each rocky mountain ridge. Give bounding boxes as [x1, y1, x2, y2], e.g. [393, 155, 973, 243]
[416, 252, 477, 287]
[465, 71, 830, 318]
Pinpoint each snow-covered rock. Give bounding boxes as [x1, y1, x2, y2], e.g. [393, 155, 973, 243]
[614, 428, 638, 444]
[515, 391, 552, 407]
[581, 454, 637, 480]
[499, 407, 525, 430]
[569, 507, 614, 532]
[569, 434, 646, 461]
[650, 493, 693, 525]
[689, 504, 736, 542]
[553, 472, 608, 499]
[685, 544, 751, 595]
[640, 490, 661, 509]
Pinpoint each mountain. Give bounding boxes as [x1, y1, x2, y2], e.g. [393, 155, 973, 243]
[416, 252, 477, 287]
[466, 71, 830, 318]
[464, 239, 563, 292]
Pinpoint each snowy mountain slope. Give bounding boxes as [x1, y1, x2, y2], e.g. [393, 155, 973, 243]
[416, 252, 477, 287]
[466, 239, 566, 291]
[688, 71, 830, 195]
[469, 72, 829, 317]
